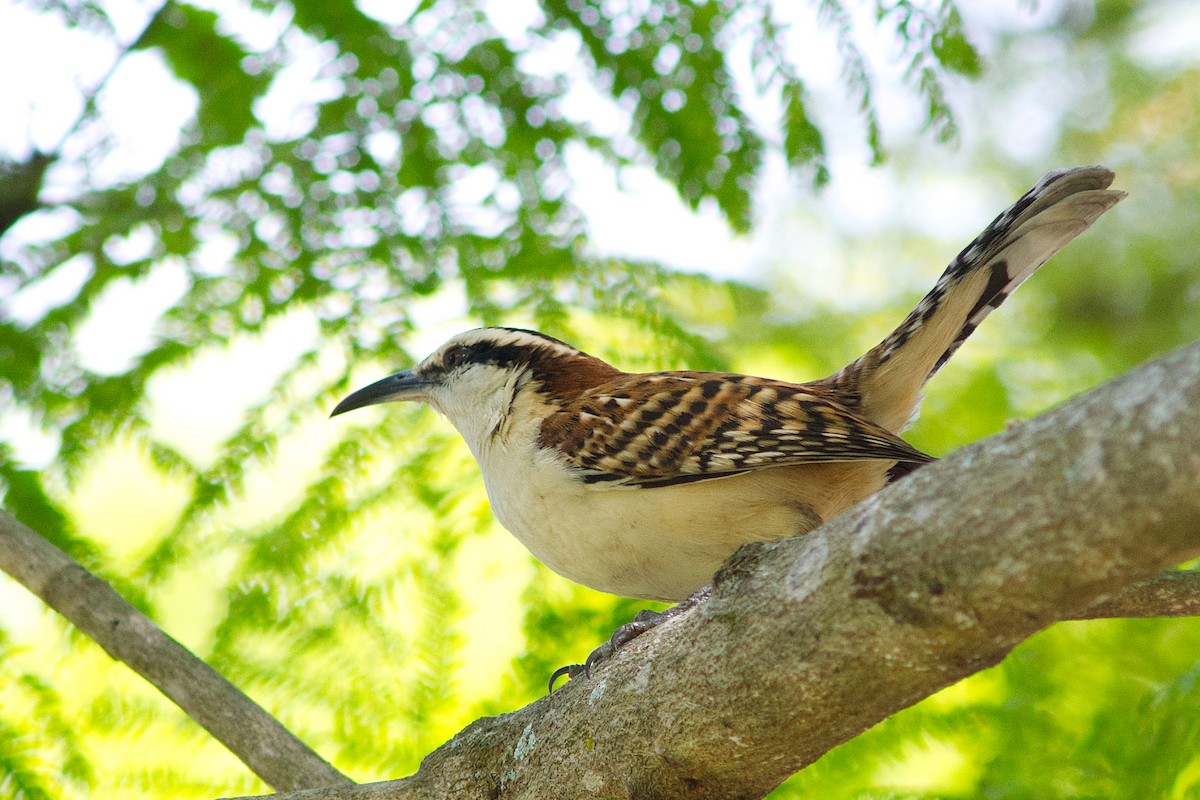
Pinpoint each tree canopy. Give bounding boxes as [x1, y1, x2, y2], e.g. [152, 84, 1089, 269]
[1, 1, 1198, 798]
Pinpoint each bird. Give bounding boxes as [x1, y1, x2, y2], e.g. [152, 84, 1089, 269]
[332, 166, 1124, 677]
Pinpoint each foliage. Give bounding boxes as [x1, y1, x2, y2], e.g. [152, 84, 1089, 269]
[0, 0, 1198, 798]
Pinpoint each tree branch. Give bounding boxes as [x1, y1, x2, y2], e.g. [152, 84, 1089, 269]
[1072, 569, 1200, 620]
[217, 339, 1200, 800]
[0, 510, 352, 792]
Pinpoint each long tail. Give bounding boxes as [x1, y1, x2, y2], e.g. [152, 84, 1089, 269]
[823, 166, 1125, 433]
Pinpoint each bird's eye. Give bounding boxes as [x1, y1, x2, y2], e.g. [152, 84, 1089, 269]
[443, 344, 468, 369]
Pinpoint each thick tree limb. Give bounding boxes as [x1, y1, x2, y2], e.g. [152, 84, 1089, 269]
[221, 339, 1200, 800]
[0, 510, 352, 792]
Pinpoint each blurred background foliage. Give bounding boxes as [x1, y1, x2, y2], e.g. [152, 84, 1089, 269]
[1, 0, 1199, 797]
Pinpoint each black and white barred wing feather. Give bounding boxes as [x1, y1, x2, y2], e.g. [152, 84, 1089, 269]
[538, 373, 932, 488]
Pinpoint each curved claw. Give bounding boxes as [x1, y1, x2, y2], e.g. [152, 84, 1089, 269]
[582, 637, 616, 678]
[549, 613, 664, 690]
[547, 585, 712, 691]
[548, 663, 584, 692]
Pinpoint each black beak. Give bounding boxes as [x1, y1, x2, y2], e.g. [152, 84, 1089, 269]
[330, 369, 432, 417]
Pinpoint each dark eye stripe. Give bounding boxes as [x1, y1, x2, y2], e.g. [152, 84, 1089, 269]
[432, 342, 524, 373]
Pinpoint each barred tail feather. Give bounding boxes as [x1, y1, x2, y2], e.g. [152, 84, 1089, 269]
[827, 166, 1125, 433]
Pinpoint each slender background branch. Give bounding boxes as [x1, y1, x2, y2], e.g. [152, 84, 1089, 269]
[0, 510, 351, 792]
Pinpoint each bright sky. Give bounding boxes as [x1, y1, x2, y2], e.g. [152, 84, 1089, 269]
[0, 1, 1045, 269]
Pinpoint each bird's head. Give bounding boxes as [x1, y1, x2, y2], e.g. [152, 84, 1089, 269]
[331, 327, 621, 450]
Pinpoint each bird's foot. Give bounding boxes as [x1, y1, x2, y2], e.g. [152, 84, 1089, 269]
[549, 584, 711, 691]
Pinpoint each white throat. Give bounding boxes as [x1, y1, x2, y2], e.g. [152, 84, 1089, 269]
[425, 364, 528, 460]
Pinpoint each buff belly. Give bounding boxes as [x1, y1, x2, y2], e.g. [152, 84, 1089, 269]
[481, 450, 891, 602]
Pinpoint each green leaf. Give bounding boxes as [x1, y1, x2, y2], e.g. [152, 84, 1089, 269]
[783, 81, 830, 186]
[135, 4, 271, 146]
[932, 27, 982, 78]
